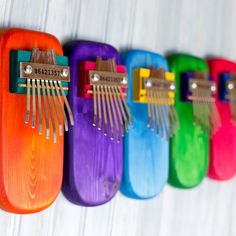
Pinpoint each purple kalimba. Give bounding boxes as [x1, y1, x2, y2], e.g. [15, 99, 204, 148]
[62, 41, 124, 206]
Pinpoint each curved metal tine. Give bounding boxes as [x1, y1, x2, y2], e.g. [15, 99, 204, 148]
[147, 89, 151, 128]
[150, 89, 155, 131]
[97, 85, 102, 130]
[41, 80, 50, 139]
[108, 86, 120, 141]
[164, 92, 173, 135]
[229, 92, 236, 121]
[200, 90, 209, 134]
[25, 78, 31, 123]
[153, 90, 160, 135]
[163, 103, 170, 139]
[193, 89, 200, 128]
[159, 91, 170, 140]
[58, 81, 74, 126]
[213, 99, 221, 129]
[210, 95, 221, 131]
[155, 91, 164, 138]
[203, 91, 211, 134]
[104, 85, 114, 140]
[93, 84, 97, 126]
[195, 90, 203, 130]
[37, 79, 43, 134]
[101, 85, 108, 136]
[31, 79, 36, 128]
[111, 86, 124, 137]
[114, 86, 128, 132]
[165, 92, 176, 136]
[118, 86, 132, 127]
[50, 81, 63, 136]
[162, 92, 171, 138]
[45, 80, 57, 143]
[53, 81, 69, 132]
[170, 104, 179, 135]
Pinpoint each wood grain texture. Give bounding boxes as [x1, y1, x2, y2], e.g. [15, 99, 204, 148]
[207, 58, 236, 180]
[167, 54, 209, 188]
[2, 0, 236, 235]
[121, 50, 169, 199]
[0, 28, 64, 213]
[62, 41, 123, 206]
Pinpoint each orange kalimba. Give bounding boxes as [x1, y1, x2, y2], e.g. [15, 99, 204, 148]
[0, 28, 73, 213]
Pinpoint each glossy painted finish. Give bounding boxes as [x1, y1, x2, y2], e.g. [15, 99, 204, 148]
[63, 41, 123, 206]
[121, 50, 169, 199]
[208, 58, 236, 180]
[167, 54, 209, 188]
[0, 28, 64, 213]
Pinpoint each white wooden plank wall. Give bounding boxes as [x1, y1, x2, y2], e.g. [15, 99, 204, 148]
[0, 0, 236, 235]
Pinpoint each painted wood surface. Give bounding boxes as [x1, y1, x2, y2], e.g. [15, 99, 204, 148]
[0, 28, 64, 213]
[167, 54, 209, 188]
[121, 50, 169, 199]
[208, 59, 236, 180]
[1, 0, 236, 235]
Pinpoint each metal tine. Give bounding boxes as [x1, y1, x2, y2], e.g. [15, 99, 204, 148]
[157, 92, 166, 138]
[229, 91, 236, 121]
[45, 80, 57, 143]
[58, 81, 74, 126]
[207, 95, 215, 133]
[114, 86, 128, 132]
[92, 84, 97, 126]
[163, 92, 171, 139]
[41, 80, 50, 139]
[146, 89, 151, 128]
[209, 94, 220, 133]
[150, 89, 155, 131]
[118, 86, 132, 127]
[154, 90, 164, 138]
[196, 90, 204, 130]
[25, 78, 31, 123]
[160, 91, 170, 140]
[212, 96, 221, 130]
[167, 93, 177, 136]
[192, 90, 198, 126]
[31, 79, 36, 128]
[97, 85, 102, 130]
[53, 81, 69, 132]
[36, 79, 43, 134]
[168, 93, 178, 135]
[201, 91, 209, 132]
[192, 91, 198, 126]
[201, 90, 210, 134]
[193, 89, 201, 128]
[230, 90, 236, 121]
[204, 91, 211, 134]
[104, 85, 114, 140]
[50, 80, 63, 136]
[170, 104, 179, 135]
[163, 91, 174, 136]
[101, 85, 108, 136]
[153, 90, 160, 135]
[111, 86, 125, 137]
[108, 86, 120, 142]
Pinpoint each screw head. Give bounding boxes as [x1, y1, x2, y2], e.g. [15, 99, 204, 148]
[121, 76, 128, 85]
[170, 83, 175, 90]
[61, 68, 69, 77]
[146, 80, 152, 88]
[228, 83, 234, 90]
[191, 82, 197, 89]
[211, 85, 216, 92]
[24, 65, 33, 75]
[92, 73, 100, 82]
